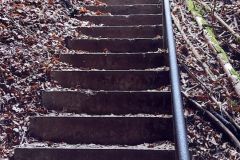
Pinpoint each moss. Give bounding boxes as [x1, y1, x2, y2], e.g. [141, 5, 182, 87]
[230, 69, 240, 79]
[186, 0, 195, 11]
[186, 0, 229, 64]
[186, 0, 230, 53]
[204, 27, 229, 63]
[186, 0, 205, 19]
[186, 0, 240, 81]
[218, 53, 228, 62]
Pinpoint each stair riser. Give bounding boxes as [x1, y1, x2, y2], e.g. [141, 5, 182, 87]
[51, 71, 170, 90]
[99, 0, 160, 5]
[14, 148, 175, 160]
[77, 15, 162, 26]
[29, 117, 173, 145]
[66, 39, 163, 52]
[78, 26, 163, 38]
[86, 5, 162, 15]
[59, 53, 167, 69]
[42, 91, 172, 114]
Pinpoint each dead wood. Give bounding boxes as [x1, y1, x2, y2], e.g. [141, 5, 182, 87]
[186, 0, 240, 97]
[172, 13, 216, 81]
[183, 92, 240, 151]
[197, 0, 240, 42]
[179, 59, 240, 140]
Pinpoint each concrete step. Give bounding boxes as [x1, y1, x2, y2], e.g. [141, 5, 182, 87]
[59, 52, 168, 70]
[78, 25, 162, 38]
[29, 115, 173, 145]
[42, 91, 172, 115]
[98, 0, 160, 5]
[51, 70, 170, 90]
[65, 38, 163, 52]
[77, 14, 162, 26]
[85, 4, 162, 15]
[14, 147, 175, 160]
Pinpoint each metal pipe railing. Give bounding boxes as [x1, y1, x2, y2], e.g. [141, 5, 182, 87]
[163, 0, 191, 159]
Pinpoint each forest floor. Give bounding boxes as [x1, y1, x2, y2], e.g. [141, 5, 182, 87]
[0, 0, 239, 159]
[172, 0, 240, 158]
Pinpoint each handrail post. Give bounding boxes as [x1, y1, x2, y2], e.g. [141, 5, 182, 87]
[163, 0, 191, 160]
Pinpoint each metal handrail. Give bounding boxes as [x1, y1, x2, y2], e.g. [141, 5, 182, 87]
[163, 0, 191, 160]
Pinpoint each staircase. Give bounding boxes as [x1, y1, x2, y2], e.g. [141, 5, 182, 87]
[13, 0, 190, 159]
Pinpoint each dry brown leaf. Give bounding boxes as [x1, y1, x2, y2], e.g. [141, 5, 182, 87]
[79, 7, 88, 14]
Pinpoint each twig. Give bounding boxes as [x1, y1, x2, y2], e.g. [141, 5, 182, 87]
[20, 130, 26, 145]
[223, 111, 240, 134]
[211, 110, 239, 137]
[60, 0, 78, 17]
[179, 58, 240, 137]
[185, 84, 199, 92]
[179, 5, 186, 22]
[233, 17, 239, 30]
[227, 43, 240, 56]
[186, 0, 240, 97]
[172, 13, 216, 81]
[179, 59, 212, 93]
[210, 0, 217, 35]
[197, 0, 240, 42]
[183, 92, 240, 151]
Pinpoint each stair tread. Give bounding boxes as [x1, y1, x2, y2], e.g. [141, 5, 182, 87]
[77, 25, 163, 38]
[50, 70, 170, 90]
[16, 142, 175, 150]
[52, 69, 169, 71]
[78, 25, 163, 28]
[67, 37, 163, 40]
[76, 14, 163, 26]
[97, 0, 160, 5]
[29, 115, 173, 145]
[66, 38, 164, 52]
[59, 52, 167, 69]
[14, 143, 175, 160]
[85, 4, 162, 15]
[44, 90, 171, 92]
[32, 113, 173, 117]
